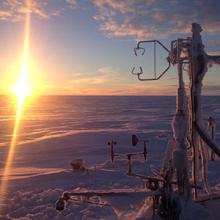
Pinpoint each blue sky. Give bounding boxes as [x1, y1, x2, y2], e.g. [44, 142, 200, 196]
[0, 0, 220, 95]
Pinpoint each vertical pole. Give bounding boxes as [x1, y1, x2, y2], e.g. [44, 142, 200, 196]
[108, 141, 116, 163]
[189, 52, 197, 200]
[175, 39, 190, 197]
[190, 24, 204, 200]
[177, 62, 184, 112]
[143, 141, 147, 161]
[211, 124, 215, 160]
[127, 155, 132, 175]
[111, 141, 114, 163]
[208, 117, 215, 161]
[154, 41, 156, 79]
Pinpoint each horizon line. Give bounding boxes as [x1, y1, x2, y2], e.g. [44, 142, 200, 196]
[1, 94, 220, 97]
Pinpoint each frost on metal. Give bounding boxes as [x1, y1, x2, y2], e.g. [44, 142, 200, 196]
[133, 23, 220, 199]
[55, 23, 220, 219]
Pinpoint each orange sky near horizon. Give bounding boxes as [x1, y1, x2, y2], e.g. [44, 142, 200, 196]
[0, 0, 220, 96]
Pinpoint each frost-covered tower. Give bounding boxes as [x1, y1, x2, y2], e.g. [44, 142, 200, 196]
[132, 23, 220, 199]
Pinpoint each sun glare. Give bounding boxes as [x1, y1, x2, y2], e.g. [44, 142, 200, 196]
[12, 0, 31, 109]
[12, 70, 31, 105]
[0, 0, 32, 212]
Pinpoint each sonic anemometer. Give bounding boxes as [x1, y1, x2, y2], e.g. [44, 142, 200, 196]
[131, 40, 171, 81]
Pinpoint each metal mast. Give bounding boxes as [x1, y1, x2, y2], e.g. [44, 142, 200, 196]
[132, 23, 220, 199]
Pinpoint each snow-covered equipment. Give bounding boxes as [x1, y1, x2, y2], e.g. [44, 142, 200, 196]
[70, 159, 85, 170]
[132, 23, 220, 200]
[107, 136, 148, 175]
[56, 23, 220, 218]
[207, 116, 216, 160]
[132, 134, 148, 161]
[107, 136, 148, 164]
[132, 134, 139, 146]
[55, 189, 152, 211]
[107, 140, 117, 162]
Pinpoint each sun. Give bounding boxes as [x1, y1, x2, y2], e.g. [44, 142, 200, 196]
[12, 70, 31, 105]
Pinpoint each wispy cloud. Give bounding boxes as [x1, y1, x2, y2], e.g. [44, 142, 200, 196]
[92, 0, 220, 39]
[68, 68, 117, 86]
[0, 0, 48, 22]
[2, 1, 220, 40]
[44, 68, 177, 95]
[0, 0, 78, 22]
[98, 66, 115, 74]
[65, 0, 77, 9]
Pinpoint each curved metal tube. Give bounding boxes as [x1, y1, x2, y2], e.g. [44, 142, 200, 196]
[208, 55, 220, 65]
[134, 47, 145, 56]
[137, 40, 170, 53]
[194, 122, 220, 157]
[131, 66, 143, 75]
[133, 40, 171, 81]
[56, 189, 152, 211]
[137, 61, 171, 81]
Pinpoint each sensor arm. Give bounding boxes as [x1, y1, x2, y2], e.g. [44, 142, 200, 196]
[194, 122, 220, 157]
[137, 61, 171, 81]
[132, 40, 171, 81]
[208, 55, 220, 65]
[136, 40, 170, 53]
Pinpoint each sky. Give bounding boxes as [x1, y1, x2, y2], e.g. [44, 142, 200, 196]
[0, 0, 220, 96]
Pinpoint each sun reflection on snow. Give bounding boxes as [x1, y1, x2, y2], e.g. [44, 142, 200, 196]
[0, 0, 32, 211]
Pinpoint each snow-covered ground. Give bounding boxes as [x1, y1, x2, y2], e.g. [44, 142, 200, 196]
[0, 96, 220, 219]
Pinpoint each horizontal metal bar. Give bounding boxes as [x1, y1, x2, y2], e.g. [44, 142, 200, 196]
[132, 173, 203, 189]
[137, 61, 171, 81]
[64, 189, 152, 198]
[137, 40, 170, 53]
[194, 122, 220, 157]
[114, 152, 145, 157]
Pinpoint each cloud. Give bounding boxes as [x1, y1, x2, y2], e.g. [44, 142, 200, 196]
[0, 0, 48, 22]
[0, 10, 11, 18]
[2, 0, 220, 41]
[65, 0, 77, 9]
[98, 66, 114, 74]
[0, 0, 78, 22]
[92, 0, 220, 39]
[67, 71, 111, 85]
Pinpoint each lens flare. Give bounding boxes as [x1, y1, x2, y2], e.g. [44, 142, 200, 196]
[12, 0, 31, 112]
[0, 0, 32, 211]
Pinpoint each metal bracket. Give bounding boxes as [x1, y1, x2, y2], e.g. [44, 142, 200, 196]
[132, 40, 171, 81]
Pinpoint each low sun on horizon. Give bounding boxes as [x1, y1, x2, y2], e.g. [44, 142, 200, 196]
[12, 69, 31, 107]
[0, 0, 33, 208]
[1, 0, 220, 219]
